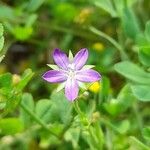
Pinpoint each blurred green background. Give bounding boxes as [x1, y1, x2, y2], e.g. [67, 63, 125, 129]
[0, 0, 150, 150]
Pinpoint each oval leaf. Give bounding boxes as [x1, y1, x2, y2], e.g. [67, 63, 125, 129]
[114, 61, 150, 84]
[131, 85, 150, 101]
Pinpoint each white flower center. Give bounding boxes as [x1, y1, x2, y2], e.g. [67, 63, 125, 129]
[68, 64, 75, 70]
[67, 64, 76, 78]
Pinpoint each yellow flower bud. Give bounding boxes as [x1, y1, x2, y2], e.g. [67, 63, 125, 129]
[91, 112, 100, 123]
[89, 82, 101, 93]
[12, 74, 21, 85]
[92, 42, 104, 52]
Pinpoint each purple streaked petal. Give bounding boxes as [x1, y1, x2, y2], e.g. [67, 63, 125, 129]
[53, 48, 69, 70]
[42, 70, 67, 83]
[65, 78, 79, 101]
[76, 69, 101, 82]
[73, 48, 88, 70]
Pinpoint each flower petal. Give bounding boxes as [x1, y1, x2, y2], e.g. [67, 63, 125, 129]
[76, 69, 101, 82]
[65, 78, 79, 101]
[73, 48, 88, 70]
[53, 48, 69, 70]
[42, 70, 67, 83]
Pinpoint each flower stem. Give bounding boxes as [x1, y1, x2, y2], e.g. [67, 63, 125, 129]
[73, 100, 88, 125]
[20, 102, 58, 138]
[89, 26, 128, 60]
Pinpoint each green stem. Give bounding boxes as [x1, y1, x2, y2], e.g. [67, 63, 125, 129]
[20, 102, 58, 138]
[88, 127, 100, 150]
[132, 102, 143, 133]
[38, 22, 98, 41]
[73, 100, 88, 125]
[130, 136, 150, 150]
[95, 121, 104, 150]
[89, 26, 128, 60]
[73, 100, 103, 149]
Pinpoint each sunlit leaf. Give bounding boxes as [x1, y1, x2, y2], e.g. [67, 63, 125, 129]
[0, 118, 23, 135]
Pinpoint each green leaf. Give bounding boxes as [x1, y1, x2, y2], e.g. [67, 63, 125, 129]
[136, 34, 150, 57]
[0, 5, 15, 20]
[117, 84, 135, 108]
[99, 76, 110, 102]
[138, 50, 150, 67]
[136, 29, 150, 66]
[121, 7, 140, 39]
[114, 0, 137, 16]
[64, 128, 80, 149]
[27, 0, 46, 12]
[0, 23, 4, 37]
[0, 23, 4, 52]
[131, 85, 150, 101]
[114, 61, 150, 84]
[25, 14, 37, 27]
[54, 3, 77, 22]
[0, 118, 23, 135]
[16, 69, 34, 91]
[103, 84, 135, 116]
[0, 36, 4, 51]
[20, 93, 34, 128]
[50, 91, 72, 124]
[113, 120, 130, 134]
[12, 26, 33, 41]
[0, 73, 12, 88]
[145, 21, 150, 41]
[113, 0, 124, 15]
[94, 0, 117, 17]
[35, 99, 53, 123]
[142, 127, 150, 141]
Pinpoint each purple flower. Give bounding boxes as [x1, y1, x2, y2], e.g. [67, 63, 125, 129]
[42, 48, 101, 101]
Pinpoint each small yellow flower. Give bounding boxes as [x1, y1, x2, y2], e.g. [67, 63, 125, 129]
[92, 42, 104, 52]
[89, 81, 101, 93]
